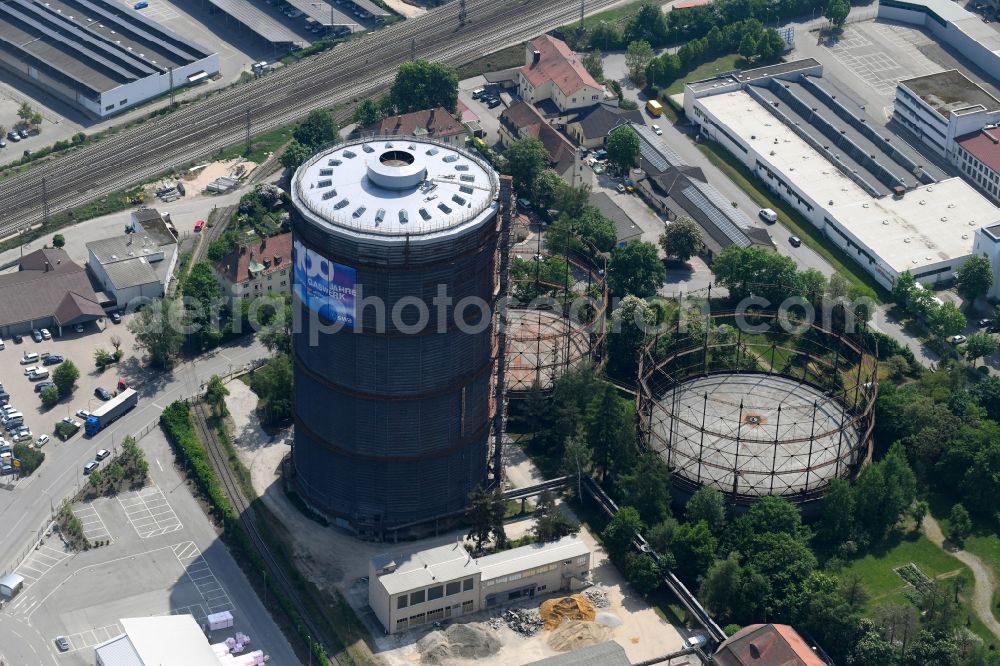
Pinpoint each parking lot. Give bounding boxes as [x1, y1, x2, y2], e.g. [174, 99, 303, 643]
[0, 425, 297, 665]
[0, 315, 138, 478]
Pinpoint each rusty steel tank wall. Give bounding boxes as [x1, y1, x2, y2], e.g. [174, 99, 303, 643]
[290, 137, 502, 537]
[637, 310, 878, 510]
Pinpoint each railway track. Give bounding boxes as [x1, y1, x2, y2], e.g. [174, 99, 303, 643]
[0, 0, 623, 235]
[189, 399, 340, 664]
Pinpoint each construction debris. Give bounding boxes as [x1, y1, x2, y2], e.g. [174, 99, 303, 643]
[583, 587, 610, 609]
[547, 619, 610, 652]
[539, 595, 596, 631]
[500, 608, 543, 636]
[418, 623, 501, 664]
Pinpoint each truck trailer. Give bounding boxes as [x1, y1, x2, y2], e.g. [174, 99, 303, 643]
[85, 388, 138, 436]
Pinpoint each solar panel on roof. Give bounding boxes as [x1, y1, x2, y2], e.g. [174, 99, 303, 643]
[682, 186, 752, 248]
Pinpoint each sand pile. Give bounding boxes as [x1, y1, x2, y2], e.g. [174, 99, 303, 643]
[548, 619, 610, 651]
[539, 595, 597, 630]
[418, 623, 501, 664]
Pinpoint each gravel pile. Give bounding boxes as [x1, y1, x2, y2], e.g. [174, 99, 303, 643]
[583, 587, 610, 609]
[418, 623, 501, 664]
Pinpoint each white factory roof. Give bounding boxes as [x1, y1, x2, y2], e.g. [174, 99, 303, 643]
[292, 137, 499, 242]
[372, 535, 590, 596]
[699, 91, 1000, 273]
[476, 535, 589, 581]
[373, 542, 478, 596]
[894, 0, 1000, 50]
[98, 615, 222, 666]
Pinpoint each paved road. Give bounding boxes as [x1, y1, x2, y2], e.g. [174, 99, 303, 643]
[923, 515, 1000, 640]
[0, 338, 268, 578]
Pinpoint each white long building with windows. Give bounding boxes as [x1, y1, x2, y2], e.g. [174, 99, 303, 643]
[368, 536, 591, 634]
[686, 61, 1000, 290]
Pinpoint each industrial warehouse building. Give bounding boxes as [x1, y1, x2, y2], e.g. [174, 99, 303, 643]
[0, 0, 218, 118]
[87, 209, 179, 308]
[290, 136, 506, 537]
[368, 536, 591, 634]
[94, 614, 266, 665]
[686, 59, 1000, 290]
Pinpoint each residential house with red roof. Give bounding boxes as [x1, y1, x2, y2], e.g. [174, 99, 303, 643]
[713, 624, 829, 666]
[213, 232, 293, 307]
[355, 107, 467, 145]
[517, 35, 606, 115]
[498, 101, 581, 183]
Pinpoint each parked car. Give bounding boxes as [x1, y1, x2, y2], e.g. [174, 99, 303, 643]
[194, 219, 205, 232]
[96, 449, 110, 461]
[22, 366, 40, 376]
[978, 318, 991, 328]
[616, 183, 626, 193]
[55, 637, 70, 652]
[7, 131, 19, 142]
[0, 336, 5, 350]
[949, 335, 967, 345]
[652, 124, 662, 136]
[20, 352, 38, 364]
[11, 334, 22, 343]
[28, 368, 49, 380]
[43, 355, 63, 366]
[789, 235, 802, 247]
[36, 434, 49, 448]
[487, 97, 502, 109]
[95, 387, 112, 401]
[76, 409, 91, 419]
[83, 461, 99, 475]
[62, 416, 81, 428]
[14, 431, 32, 443]
[34, 381, 54, 393]
[110, 312, 122, 324]
[39, 328, 51, 340]
[30, 329, 42, 342]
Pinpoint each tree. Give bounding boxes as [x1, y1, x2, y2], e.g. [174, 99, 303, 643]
[884, 354, 910, 380]
[964, 332, 998, 366]
[948, 503, 972, 545]
[792, 572, 859, 662]
[711, 245, 800, 304]
[607, 294, 657, 378]
[581, 49, 604, 81]
[40, 385, 60, 408]
[585, 382, 636, 481]
[701, 552, 745, 621]
[928, 301, 966, 339]
[738, 35, 757, 60]
[606, 125, 640, 174]
[685, 486, 726, 535]
[390, 59, 459, 113]
[182, 262, 225, 350]
[617, 453, 672, 526]
[609, 240, 665, 297]
[602, 506, 644, 560]
[52, 234, 65, 248]
[625, 40, 655, 85]
[466, 486, 507, 551]
[672, 520, 718, 585]
[52, 360, 80, 398]
[660, 218, 702, 262]
[532, 491, 578, 542]
[12, 443, 43, 475]
[249, 354, 293, 424]
[94, 347, 114, 369]
[892, 270, 917, 307]
[17, 101, 33, 124]
[281, 140, 311, 168]
[531, 169, 564, 211]
[504, 137, 550, 195]
[624, 552, 662, 595]
[352, 98, 383, 127]
[293, 108, 339, 148]
[755, 29, 786, 62]
[815, 477, 854, 552]
[128, 298, 184, 370]
[205, 375, 229, 417]
[560, 434, 594, 498]
[825, 0, 850, 28]
[955, 255, 993, 301]
[88, 468, 104, 490]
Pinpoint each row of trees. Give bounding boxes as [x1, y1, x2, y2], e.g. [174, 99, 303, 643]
[352, 59, 460, 127]
[891, 270, 971, 342]
[281, 108, 341, 168]
[87, 436, 150, 497]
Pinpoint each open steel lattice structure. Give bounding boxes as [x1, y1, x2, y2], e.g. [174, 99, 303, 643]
[504, 217, 608, 394]
[638, 309, 877, 509]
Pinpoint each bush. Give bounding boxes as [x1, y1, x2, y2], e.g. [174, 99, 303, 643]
[12, 443, 44, 475]
[55, 421, 79, 440]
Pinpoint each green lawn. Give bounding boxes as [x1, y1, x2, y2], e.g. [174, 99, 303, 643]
[456, 44, 525, 80]
[694, 139, 887, 302]
[664, 54, 745, 96]
[564, 0, 644, 34]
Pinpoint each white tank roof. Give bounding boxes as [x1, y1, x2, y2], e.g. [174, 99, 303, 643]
[292, 136, 499, 241]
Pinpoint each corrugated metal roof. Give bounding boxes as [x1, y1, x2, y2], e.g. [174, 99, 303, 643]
[104, 257, 161, 290]
[476, 535, 588, 581]
[525, 641, 630, 665]
[94, 634, 143, 666]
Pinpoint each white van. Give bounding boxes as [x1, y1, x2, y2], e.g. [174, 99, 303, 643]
[20, 352, 38, 365]
[29, 368, 49, 380]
